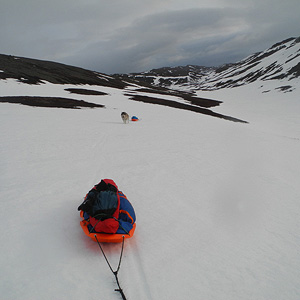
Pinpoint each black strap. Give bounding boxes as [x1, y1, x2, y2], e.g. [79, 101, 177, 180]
[113, 217, 130, 235]
[95, 235, 127, 300]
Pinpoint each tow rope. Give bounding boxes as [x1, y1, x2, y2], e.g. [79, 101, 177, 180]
[94, 235, 127, 300]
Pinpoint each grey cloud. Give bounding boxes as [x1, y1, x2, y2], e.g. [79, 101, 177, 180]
[1, 0, 299, 74]
[64, 8, 257, 73]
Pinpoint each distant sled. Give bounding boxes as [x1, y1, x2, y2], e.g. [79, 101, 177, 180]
[131, 116, 139, 121]
[79, 210, 136, 243]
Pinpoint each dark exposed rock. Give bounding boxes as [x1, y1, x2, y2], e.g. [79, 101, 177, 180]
[64, 88, 108, 95]
[275, 85, 294, 92]
[270, 37, 295, 49]
[126, 94, 248, 123]
[130, 88, 221, 108]
[287, 62, 300, 78]
[0, 96, 105, 109]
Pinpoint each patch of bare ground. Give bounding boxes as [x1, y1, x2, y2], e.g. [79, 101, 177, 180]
[127, 94, 248, 123]
[64, 88, 108, 96]
[0, 96, 105, 109]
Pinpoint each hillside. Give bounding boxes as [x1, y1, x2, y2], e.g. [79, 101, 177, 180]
[115, 37, 300, 93]
[0, 53, 246, 123]
[0, 54, 126, 88]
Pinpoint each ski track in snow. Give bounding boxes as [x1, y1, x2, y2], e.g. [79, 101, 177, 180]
[1, 78, 300, 300]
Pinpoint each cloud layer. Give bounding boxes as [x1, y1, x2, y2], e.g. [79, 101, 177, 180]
[1, 0, 299, 74]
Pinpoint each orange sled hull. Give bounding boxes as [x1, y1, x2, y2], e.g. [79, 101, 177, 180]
[80, 212, 136, 243]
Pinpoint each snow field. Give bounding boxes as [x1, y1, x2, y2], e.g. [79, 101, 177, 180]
[1, 78, 300, 299]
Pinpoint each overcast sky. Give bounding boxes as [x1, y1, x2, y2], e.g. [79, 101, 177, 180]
[1, 0, 299, 74]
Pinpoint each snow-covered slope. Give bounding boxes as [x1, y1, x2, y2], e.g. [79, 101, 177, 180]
[118, 37, 300, 93]
[1, 71, 300, 300]
[200, 37, 300, 92]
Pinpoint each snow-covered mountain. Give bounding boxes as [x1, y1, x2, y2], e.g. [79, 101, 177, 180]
[116, 37, 300, 93]
[114, 64, 214, 89]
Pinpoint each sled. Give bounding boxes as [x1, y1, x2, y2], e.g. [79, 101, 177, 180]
[131, 116, 139, 121]
[79, 210, 136, 243]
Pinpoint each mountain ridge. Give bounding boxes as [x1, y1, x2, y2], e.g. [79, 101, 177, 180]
[114, 37, 300, 93]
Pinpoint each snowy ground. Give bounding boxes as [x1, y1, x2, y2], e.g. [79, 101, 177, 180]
[1, 78, 300, 300]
